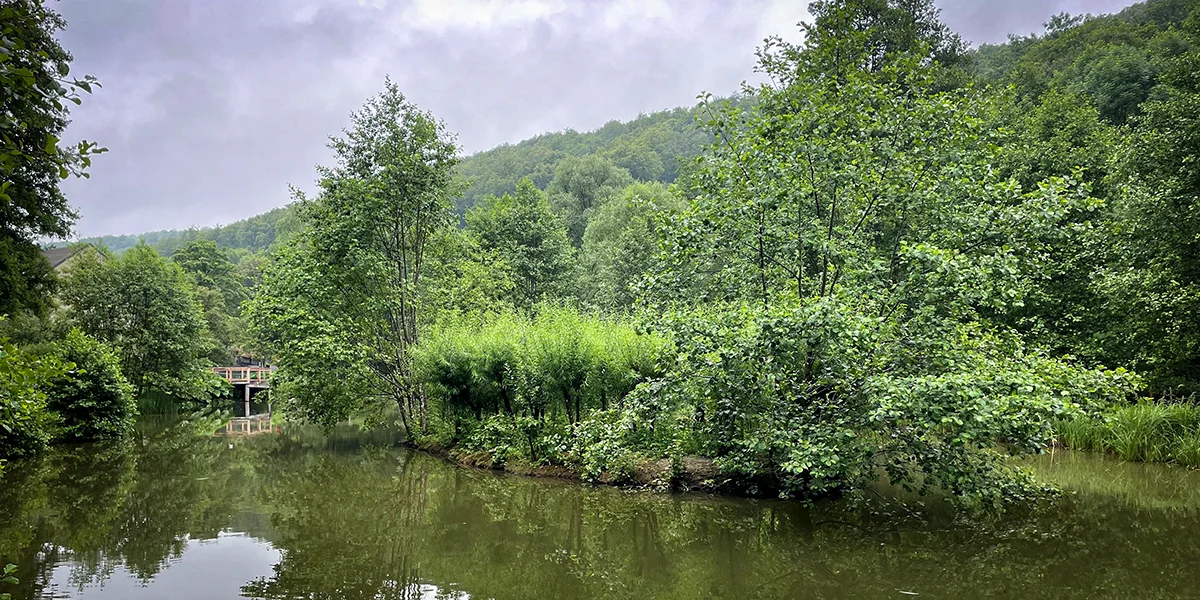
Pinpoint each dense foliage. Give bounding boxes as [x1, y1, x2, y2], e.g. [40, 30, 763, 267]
[59, 244, 220, 399]
[72, 204, 302, 256]
[413, 306, 666, 475]
[455, 105, 712, 212]
[578, 182, 682, 311]
[968, 0, 1200, 393]
[465, 178, 576, 309]
[545, 155, 634, 246]
[39, 329, 136, 441]
[1058, 402, 1200, 466]
[0, 0, 102, 317]
[248, 81, 460, 432]
[0, 332, 65, 460]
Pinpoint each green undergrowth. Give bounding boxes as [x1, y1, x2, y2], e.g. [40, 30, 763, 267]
[1057, 402, 1200, 467]
[413, 306, 673, 484]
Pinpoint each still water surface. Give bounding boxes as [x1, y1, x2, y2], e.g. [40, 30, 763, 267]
[2, 416, 1200, 599]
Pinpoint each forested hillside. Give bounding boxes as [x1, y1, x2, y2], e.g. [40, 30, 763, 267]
[74, 103, 717, 253]
[965, 0, 1200, 390]
[454, 104, 716, 211]
[975, 0, 1195, 123]
[72, 204, 300, 255]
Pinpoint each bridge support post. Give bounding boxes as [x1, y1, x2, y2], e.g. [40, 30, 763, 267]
[244, 385, 251, 418]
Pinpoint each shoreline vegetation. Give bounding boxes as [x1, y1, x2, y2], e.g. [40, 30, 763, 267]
[413, 438, 723, 492]
[1057, 403, 1200, 467]
[5, 0, 1200, 518]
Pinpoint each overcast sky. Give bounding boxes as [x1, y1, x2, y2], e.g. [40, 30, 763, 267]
[54, 0, 1137, 239]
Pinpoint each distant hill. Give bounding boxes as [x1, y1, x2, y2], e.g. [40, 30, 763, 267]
[66, 0, 1197, 258]
[972, 0, 1196, 124]
[73, 204, 300, 256]
[74, 101, 724, 253]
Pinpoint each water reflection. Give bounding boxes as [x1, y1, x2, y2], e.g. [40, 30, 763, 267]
[1, 416, 1199, 599]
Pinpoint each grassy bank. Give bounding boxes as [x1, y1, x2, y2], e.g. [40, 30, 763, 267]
[1056, 403, 1200, 467]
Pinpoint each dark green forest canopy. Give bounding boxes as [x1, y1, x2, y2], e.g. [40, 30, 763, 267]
[454, 103, 720, 211]
[67, 203, 302, 255]
[973, 0, 1198, 123]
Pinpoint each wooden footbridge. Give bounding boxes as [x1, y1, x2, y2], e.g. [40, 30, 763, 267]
[213, 366, 273, 420]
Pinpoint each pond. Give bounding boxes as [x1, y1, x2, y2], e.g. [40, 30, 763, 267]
[2, 415, 1200, 599]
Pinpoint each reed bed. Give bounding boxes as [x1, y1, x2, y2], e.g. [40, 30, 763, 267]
[1056, 403, 1200, 467]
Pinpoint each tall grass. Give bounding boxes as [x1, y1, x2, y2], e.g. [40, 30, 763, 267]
[412, 305, 669, 465]
[137, 390, 198, 415]
[1056, 402, 1200, 467]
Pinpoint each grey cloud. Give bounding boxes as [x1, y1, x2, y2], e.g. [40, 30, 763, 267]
[55, 0, 1138, 239]
[938, 0, 1139, 45]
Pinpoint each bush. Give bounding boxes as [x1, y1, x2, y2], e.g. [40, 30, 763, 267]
[636, 300, 1139, 504]
[42, 329, 137, 441]
[0, 334, 66, 460]
[573, 409, 638, 483]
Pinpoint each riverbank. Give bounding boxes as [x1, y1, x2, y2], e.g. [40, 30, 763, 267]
[1056, 403, 1200, 467]
[414, 438, 722, 492]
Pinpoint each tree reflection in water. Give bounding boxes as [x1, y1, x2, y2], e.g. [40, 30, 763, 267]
[2, 416, 1200, 599]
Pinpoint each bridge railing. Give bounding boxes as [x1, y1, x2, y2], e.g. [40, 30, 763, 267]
[213, 366, 273, 385]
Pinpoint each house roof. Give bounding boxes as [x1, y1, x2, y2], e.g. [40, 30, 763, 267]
[40, 244, 96, 270]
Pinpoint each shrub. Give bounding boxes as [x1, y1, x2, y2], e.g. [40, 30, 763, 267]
[0, 334, 66, 460]
[573, 409, 638, 483]
[637, 300, 1138, 504]
[42, 329, 137, 441]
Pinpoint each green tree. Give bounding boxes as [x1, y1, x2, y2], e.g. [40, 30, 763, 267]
[0, 235, 55, 317]
[248, 80, 460, 432]
[453, 104, 710, 211]
[546, 155, 633, 246]
[1100, 50, 1200, 391]
[173, 239, 247, 363]
[193, 284, 238, 365]
[991, 91, 1117, 359]
[41, 329, 136, 441]
[59, 243, 217, 399]
[638, 17, 1133, 505]
[0, 1, 104, 317]
[421, 229, 517, 323]
[172, 239, 246, 312]
[579, 182, 681, 310]
[602, 138, 665, 181]
[1076, 45, 1158, 124]
[804, 0, 968, 76]
[466, 178, 576, 309]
